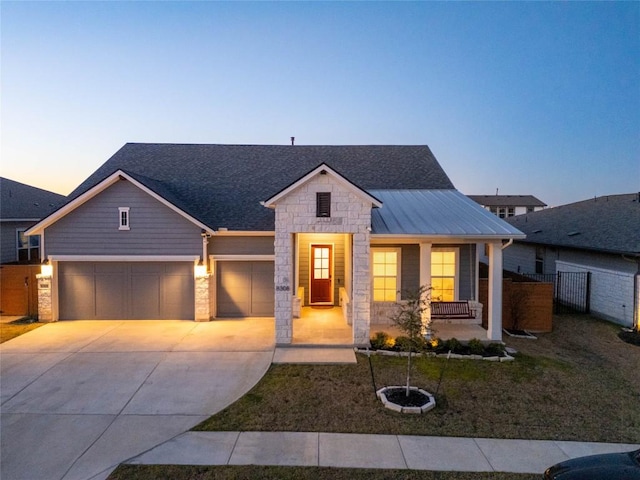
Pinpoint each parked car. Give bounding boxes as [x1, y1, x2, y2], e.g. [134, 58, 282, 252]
[544, 449, 640, 479]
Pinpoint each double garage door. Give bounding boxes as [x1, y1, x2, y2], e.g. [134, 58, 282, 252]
[59, 262, 194, 320]
[216, 261, 274, 317]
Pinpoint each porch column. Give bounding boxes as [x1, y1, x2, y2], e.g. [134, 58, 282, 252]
[274, 231, 293, 344]
[352, 232, 370, 346]
[487, 242, 503, 341]
[419, 242, 432, 327]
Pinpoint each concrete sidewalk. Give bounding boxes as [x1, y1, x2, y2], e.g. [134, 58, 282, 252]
[129, 431, 639, 475]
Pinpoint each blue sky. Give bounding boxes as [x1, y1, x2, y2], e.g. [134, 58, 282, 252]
[2, 1, 638, 207]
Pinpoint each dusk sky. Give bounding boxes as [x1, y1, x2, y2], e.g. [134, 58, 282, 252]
[2, 1, 638, 207]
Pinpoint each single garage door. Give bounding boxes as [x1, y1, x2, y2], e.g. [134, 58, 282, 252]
[216, 261, 274, 317]
[59, 262, 194, 320]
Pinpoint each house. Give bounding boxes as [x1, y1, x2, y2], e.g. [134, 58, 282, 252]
[468, 195, 546, 218]
[504, 193, 640, 329]
[0, 177, 66, 264]
[26, 143, 525, 345]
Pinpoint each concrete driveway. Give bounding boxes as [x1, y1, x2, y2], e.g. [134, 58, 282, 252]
[0, 318, 275, 480]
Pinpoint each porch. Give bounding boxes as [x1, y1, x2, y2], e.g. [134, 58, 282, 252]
[292, 306, 489, 345]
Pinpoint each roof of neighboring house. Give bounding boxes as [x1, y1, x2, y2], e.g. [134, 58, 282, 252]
[506, 193, 640, 255]
[0, 177, 66, 221]
[66, 143, 456, 231]
[370, 190, 526, 238]
[468, 195, 547, 208]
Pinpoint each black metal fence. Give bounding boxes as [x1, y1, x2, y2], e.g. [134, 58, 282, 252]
[522, 271, 591, 314]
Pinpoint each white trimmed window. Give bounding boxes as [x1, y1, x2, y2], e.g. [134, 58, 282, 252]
[118, 207, 130, 230]
[372, 248, 400, 302]
[17, 229, 40, 262]
[431, 248, 458, 301]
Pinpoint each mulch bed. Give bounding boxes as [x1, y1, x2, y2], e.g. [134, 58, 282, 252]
[384, 388, 431, 407]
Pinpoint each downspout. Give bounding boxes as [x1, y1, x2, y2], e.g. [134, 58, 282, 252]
[201, 230, 214, 271]
[501, 238, 514, 250]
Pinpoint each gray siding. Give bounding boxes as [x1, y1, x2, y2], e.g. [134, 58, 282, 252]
[208, 236, 274, 255]
[1, 221, 38, 263]
[505, 242, 639, 276]
[503, 243, 538, 274]
[456, 244, 476, 301]
[298, 233, 346, 306]
[45, 179, 202, 256]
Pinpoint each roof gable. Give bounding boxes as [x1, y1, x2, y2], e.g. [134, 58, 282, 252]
[507, 193, 640, 255]
[262, 163, 382, 208]
[26, 170, 213, 235]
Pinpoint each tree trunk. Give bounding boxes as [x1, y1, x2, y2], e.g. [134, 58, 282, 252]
[405, 350, 412, 396]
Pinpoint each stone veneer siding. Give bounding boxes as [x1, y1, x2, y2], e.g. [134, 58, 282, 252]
[194, 275, 210, 321]
[36, 274, 54, 322]
[273, 174, 373, 345]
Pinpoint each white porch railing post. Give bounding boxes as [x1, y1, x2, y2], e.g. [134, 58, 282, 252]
[487, 242, 503, 341]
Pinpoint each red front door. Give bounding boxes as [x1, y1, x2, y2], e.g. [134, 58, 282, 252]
[311, 245, 332, 304]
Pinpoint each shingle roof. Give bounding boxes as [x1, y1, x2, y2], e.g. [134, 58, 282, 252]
[506, 193, 640, 255]
[68, 143, 455, 231]
[371, 190, 525, 237]
[468, 195, 547, 208]
[0, 177, 66, 221]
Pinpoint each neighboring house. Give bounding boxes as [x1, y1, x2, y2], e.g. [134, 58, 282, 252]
[0, 177, 66, 264]
[469, 195, 546, 218]
[27, 143, 524, 345]
[504, 194, 640, 329]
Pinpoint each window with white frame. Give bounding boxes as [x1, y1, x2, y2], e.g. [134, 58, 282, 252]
[372, 248, 400, 302]
[17, 229, 40, 262]
[118, 207, 130, 230]
[431, 248, 458, 301]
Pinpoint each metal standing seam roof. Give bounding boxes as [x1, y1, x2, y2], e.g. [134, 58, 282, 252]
[370, 190, 526, 238]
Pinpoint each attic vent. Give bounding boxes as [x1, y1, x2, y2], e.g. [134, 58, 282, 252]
[316, 192, 331, 217]
[568, 231, 581, 237]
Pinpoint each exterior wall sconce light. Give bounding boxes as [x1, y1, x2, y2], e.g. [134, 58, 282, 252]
[41, 259, 53, 278]
[194, 259, 208, 278]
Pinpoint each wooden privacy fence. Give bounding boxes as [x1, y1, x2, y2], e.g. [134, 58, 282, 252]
[480, 278, 554, 332]
[0, 264, 40, 317]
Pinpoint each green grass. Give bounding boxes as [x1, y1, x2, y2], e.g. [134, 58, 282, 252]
[108, 465, 540, 480]
[0, 318, 43, 343]
[194, 314, 640, 443]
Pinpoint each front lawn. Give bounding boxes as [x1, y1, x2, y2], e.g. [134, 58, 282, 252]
[0, 317, 43, 343]
[194, 314, 640, 443]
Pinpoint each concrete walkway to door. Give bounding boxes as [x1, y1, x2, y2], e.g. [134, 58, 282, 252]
[0, 318, 275, 480]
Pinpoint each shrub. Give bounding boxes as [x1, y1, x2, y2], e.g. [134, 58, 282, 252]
[394, 336, 413, 352]
[370, 331, 394, 350]
[426, 336, 442, 351]
[485, 342, 506, 356]
[444, 337, 463, 354]
[468, 338, 485, 356]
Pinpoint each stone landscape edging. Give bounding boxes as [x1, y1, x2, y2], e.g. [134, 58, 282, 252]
[355, 348, 515, 362]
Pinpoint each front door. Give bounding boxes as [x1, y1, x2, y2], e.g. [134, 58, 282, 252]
[310, 245, 332, 304]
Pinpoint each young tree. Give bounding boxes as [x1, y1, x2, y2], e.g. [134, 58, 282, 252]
[389, 285, 431, 397]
